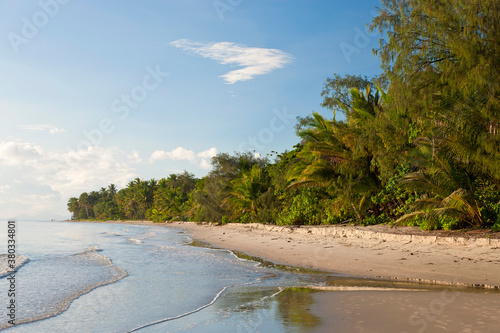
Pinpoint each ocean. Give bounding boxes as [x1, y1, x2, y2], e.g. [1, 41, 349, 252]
[0, 221, 334, 332]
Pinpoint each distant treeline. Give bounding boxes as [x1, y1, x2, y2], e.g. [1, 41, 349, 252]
[68, 1, 500, 230]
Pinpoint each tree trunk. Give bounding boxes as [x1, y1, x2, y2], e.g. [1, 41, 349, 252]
[351, 202, 363, 221]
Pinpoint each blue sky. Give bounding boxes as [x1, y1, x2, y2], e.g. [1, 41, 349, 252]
[0, 0, 383, 219]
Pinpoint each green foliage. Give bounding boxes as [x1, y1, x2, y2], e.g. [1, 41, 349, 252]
[371, 0, 500, 109]
[277, 188, 321, 226]
[67, 173, 197, 222]
[221, 216, 229, 225]
[360, 213, 389, 226]
[321, 74, 387, 119]
[191, 152, 267, 223]
[319, 199, 353, 225]
[475, 180, 500, 228]
[225, 164, 267, 217]
[148, 172, 197, 222]
[371, 162, 418, 219]
[400, 214, 461, 231]
[288, 84, 389, 223]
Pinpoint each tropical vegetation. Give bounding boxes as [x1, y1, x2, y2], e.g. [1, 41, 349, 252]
[68, 0, 500, 231]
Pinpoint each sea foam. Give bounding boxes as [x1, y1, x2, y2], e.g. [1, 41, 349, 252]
[0, 254, 29, 278]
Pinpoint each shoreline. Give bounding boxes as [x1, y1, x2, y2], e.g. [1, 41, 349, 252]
[64, 220, 500, 289]
[166, 222, 500, 289]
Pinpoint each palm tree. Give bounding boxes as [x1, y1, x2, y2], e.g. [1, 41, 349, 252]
[78, 192, 90, 219]
[67, 197, 79, 220]
[107, 184, 117, 197]
[226, 164, 266, 216]
[288, 86, 386, 221]
[394, 88, 500, 229]
[395, 138, 483, 228]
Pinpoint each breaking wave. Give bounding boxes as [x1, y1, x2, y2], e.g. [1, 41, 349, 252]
[0, 251, 127, 330]
[0, 254, 29, 278]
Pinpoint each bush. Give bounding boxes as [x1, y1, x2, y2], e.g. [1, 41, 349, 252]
[321, 199, 353, 224]
[400, 214, 460, 230]
[361, 213, 389, 226]
[277, 188, 320, 225]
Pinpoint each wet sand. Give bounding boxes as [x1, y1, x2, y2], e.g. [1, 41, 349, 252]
[311, 290, 500, 333]
[68, 220, 500, 332]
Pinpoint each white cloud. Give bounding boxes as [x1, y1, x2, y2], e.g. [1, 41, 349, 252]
[170, 39, 293, 84]
[0, 140, 138, 218]
[0, 141, 218, 219]
[127, 150, 143, 163]
[19, 124, 66, 134]
[0, 141, 43, 166]
[199, 159, 212, 170]
[149, 146, 217, 169]
[0, 185, 10, 193]
[197, 147, 218, 159]
[150, 147, 196, 162]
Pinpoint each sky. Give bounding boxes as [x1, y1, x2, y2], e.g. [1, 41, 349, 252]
[0, 0, 383, 220]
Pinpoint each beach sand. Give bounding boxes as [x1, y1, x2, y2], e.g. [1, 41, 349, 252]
[310, 290, 500, 332]
[69, 220, 500, 332]
[162, 222, 500, 332]
[165, 222, 500, 289]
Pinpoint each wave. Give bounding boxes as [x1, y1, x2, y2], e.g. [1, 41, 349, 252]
[126, 231, 159, 245]
[127, 238, 143, 245]
[86, 245, 103, 252]
[101, 232, 121, 236]
[0, 254, 29, 278]
[0, 251, 127, 330]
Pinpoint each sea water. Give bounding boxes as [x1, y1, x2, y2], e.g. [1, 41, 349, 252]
[0, 221, 329, 332]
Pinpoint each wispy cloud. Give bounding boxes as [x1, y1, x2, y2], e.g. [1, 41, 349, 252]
[170, 39, 293, 84]
[20, 124, 66, 134]
[149, 146, 217, 169]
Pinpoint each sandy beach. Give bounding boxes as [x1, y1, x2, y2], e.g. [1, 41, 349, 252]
[66, 220, 500, 332]
[162, 222, 500, 289]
